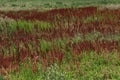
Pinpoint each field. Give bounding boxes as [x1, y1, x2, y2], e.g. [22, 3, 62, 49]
[0, 0, 120, 80]
[0, 0, 120, 11]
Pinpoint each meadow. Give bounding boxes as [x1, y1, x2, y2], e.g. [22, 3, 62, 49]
[0, 1, 120, 80]
[0, 0, 120, 11]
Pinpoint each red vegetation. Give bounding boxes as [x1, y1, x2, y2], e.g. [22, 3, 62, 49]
[0, 7, 120, 74]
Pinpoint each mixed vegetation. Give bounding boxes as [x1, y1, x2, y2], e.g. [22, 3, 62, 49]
[0, 1, 120, 80]
[0, 0, 120, 11]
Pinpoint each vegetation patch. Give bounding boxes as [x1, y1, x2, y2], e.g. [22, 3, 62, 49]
[0, 5, 120, 80]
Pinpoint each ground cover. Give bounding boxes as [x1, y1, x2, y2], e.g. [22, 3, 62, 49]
[0, 6, 120, 80]
[0, 0, 120, 11]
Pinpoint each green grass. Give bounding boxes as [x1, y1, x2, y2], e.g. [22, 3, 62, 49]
[0, 0, 120, 11]
[0, 75, 5, 80]
[0, 18, 53, 34]
[8, 52, 120, 80]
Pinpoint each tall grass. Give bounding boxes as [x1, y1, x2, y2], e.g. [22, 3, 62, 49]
[1, 7, 120, 80]
[0, 18, 53, 34]
[8, 52, 120, 80]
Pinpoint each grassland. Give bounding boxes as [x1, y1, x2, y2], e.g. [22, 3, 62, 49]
[0, 1, 120, 80]
[0, 0, 120, 11]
